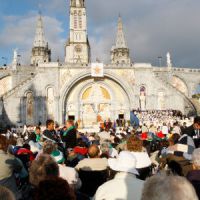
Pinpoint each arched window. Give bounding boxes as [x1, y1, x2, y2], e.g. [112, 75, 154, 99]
[140, 86, 146, 94]
[78, 11, 82, 29]
[74, 11, 78, 29]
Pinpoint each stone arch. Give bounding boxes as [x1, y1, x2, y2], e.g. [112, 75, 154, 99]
[60, 70, 134, 107]
[45, 84, 55, 94]
[138, 84, 148, 95]
[24, 90, 34, 97]
[60, 70, 134, 123]
[0, 73, 11, 80]
[64, 79, 119, 126]
[79, 81, 114, 103]
[139, 84, 147, 93]
[78, 83, 114, 126]
[171, 75, 189, 96]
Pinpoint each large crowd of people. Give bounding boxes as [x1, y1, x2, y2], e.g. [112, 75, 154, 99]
[0, 110, 200, 200]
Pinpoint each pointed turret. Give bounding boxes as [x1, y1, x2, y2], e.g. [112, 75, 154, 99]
[166, 52, 172, 68]
[31, 13, 51, 66]
[111, 15, 131, 65]
[12, 49, 18, 70]
[115, 15, 127, 48]
[33, 14, 46, 48]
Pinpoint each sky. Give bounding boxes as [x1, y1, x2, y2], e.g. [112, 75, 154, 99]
[0, 0, 200, 69]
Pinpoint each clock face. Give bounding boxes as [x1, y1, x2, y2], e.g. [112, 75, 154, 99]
[75, 45, 82, 53]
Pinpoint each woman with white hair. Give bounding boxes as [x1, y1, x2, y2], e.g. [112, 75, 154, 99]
[187, 148, 200, 199]
[142, 173, 198, 200]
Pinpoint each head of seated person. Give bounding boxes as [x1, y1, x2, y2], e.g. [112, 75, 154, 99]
[22, 143, 31, 151]
[88, 144, 100, 158]
[0, 186, 15, 200]
[192, 148, 200, 170]
[126, 135, 143, 152]
[76, 138, 87, 148]
[141, 173, 198, 200]
[42, 140, 56, 154]
[29, 154, 59, 186]
[108, 151, 139, 175]
[100, 142, 110, 156]
[35, 177, 75, 200]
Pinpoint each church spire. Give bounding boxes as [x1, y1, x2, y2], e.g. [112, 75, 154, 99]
[31, 13, 51, 66]
[33, 13, 46, 47]
[115, 15, 127, 48]
[111, 15, 131, 65]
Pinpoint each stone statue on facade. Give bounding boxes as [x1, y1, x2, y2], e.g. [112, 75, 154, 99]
[27, 93, 34, 121]
[12, 49, 18, 70]
[139, 91, 146, 111]
[158, 91, 165, 110]
[166, 52, 172, 68]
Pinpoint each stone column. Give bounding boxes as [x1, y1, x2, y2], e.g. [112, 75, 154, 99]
[54, 96, 60, 124]
[0, 97, 3, 116]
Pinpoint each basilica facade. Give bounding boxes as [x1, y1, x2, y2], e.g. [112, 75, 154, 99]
[0, 0, 200, 127]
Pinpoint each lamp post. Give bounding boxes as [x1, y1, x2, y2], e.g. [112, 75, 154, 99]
[17, 54, 21, 66]
[80, 103, 84, 128]
[158, 56, 162, 67]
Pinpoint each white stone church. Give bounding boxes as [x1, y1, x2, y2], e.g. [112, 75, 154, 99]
[0, 0, 200, 127]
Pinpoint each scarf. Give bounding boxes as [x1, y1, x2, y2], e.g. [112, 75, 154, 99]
[35, 132, 41, 142]
[63, 126, 76, 136]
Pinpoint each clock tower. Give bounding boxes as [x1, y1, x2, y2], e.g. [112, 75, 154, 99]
[65, 0, 90, 64]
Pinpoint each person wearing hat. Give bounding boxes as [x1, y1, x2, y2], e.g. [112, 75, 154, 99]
[94, 151, 144, 200]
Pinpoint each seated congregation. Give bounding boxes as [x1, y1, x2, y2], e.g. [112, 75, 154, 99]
[0, 116, 200, 200]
